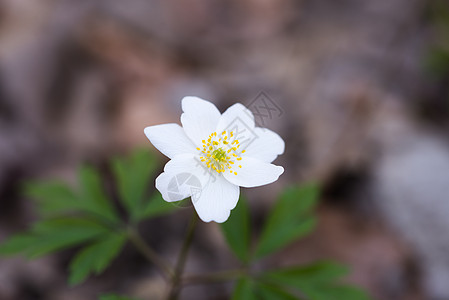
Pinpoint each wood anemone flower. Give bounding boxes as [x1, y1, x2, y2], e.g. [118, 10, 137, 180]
[144, 97, 284, 223]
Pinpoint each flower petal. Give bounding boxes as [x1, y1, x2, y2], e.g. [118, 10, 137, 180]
[216, 103, 255, 131]
[223, 157, 284, 188]
[215, 103, 257, 153]
[155, 154, 213, 202]
[192, 175, 240, 223]
[243, 128, 285, 163]
[144, 124, 197, 159]
[180, 96, 221, 146]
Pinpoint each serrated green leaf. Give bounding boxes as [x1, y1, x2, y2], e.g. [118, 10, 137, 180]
[69, 233, 126, 285]
[24, 181, 79, 216]
[0, 218, 110, 258]
[256, 217, 316, 259]
[256, 282, 299, 300]
[79, 166, 118, 223]
[0, 234, 38, 256]
[99, 294, 140, 300]
[300, 284, 371, 300]
[112, 149, 157, 221]
[220, 195, 251, 263]
[262, 261, 371, 300]
[263, 261, 349, 286]
[232, 278, 256, 300]
[27, 218, 110, 258]
[32, 218, 108, 233]
[255, 184, 319, 258]
[323, 285, 371, 300]
[136, 193, 177, 221]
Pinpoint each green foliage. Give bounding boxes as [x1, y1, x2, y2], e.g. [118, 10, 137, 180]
[0, 149, 371, 300]
[69, 232, 126, 285]
[255, 282, 299, 300]
[231, 261, 371, 300]
[260, 261, 370, 300]
[0, 234, 38, 255]
[23, 167, 119, 224]
[138, 193, 177, 220]
[220, 195, 251, 263]
[299, 284, 370, 300]
[112, 149, 174, 222]
[0, 149, 178, 287]
[227, 184, 370, 299]
[24, 181, 79, 215]
[255, 183, 319, 259]
[232, 278, 256, 300]
[220, 184, 319, 263]
[233, 278, 300, 300]
[0, 218, 110, 258]
[79, 166, 119, 223]
[262, 261, 349, 285]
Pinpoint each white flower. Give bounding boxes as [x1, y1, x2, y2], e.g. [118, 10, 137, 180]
[144, 96, 285, 223]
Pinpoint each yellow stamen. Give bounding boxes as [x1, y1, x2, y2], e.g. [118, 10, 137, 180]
[198, 131, 244, 174]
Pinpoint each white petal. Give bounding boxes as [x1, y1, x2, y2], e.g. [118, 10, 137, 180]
[215, 103, 257, 153]
[243, 127, 285, 163]
[216, 103, 255, 131]
[155, 154, 214, 202]
[223, 157, 284, 188]
[192, 175, 240, 223]
[144, 124, 197, 159]
[180, 96, 221, 146]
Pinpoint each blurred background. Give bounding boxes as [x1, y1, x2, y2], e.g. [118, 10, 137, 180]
[1, 0, 449, 299]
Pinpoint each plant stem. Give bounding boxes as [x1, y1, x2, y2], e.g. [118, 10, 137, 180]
[182, 269, 248, 285]
[165, 213, 198, 300]
[127, 227, 174, 280]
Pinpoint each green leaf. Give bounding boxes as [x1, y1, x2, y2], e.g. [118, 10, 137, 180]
[262, 261, 371, 300]
[137, 193, 177, 220]
[69, 232, 126, 285]
[0, 218, 110, 258]
[220, 195, 251, 263]
[32, 218, 108, 233]
[256, 282, 299, 300]
[99, 294, 140, 300]
[232, 277, 304, 300]
[79, 166, 118, 223]
[112, 149, 157, 221]
[27, 218, 110, 258]
[0, 234, 38, 256]
[232, 278, 257, 300]
[263, 261, 349, 287]
[255, 184, 319, 258]
[323, 285, 370, 300]
[24, 181, 79, 216]
[300, 284, 371, 300]
[256, 217, 316, 259]
[24, 169, 119, 224]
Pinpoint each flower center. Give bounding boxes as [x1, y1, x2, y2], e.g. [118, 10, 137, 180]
[196, 130, 245, 175]
[212, 148, 227, 162]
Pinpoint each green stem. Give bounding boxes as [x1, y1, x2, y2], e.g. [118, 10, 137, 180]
[127, 227, 174, 280]
[165, 213, 198, 300]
